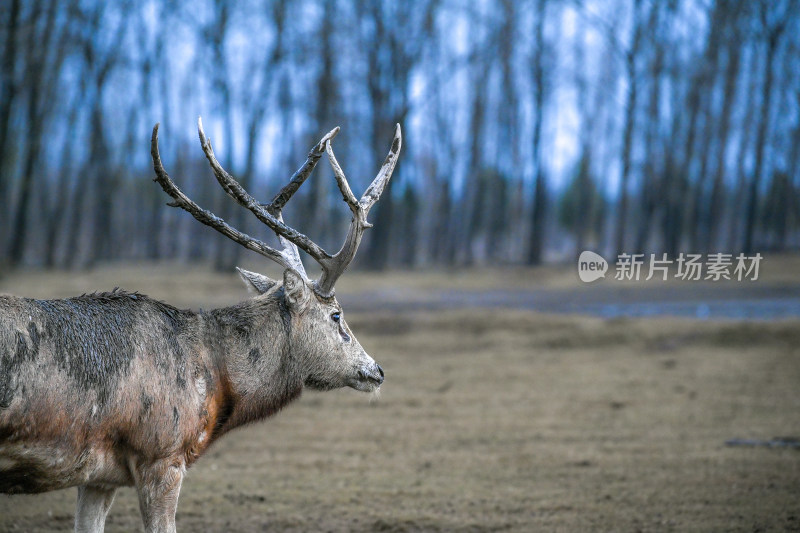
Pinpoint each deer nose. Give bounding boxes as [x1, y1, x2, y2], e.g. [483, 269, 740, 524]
[358, 364, 384, 385]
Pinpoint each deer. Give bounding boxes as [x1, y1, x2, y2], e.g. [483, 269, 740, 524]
[0, 117, 401, 533]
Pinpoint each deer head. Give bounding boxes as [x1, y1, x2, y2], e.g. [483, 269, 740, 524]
[150, 118, 401, 392]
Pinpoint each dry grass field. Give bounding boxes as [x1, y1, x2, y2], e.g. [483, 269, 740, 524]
[1, 263, 799, 532]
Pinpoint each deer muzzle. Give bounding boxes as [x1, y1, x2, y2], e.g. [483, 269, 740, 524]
[352, 361, 384, 392]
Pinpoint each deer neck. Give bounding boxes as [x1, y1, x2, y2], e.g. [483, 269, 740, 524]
[203, 295, 304, 436]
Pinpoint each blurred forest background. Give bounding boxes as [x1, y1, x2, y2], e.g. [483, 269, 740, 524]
[1, 0, 799, 274]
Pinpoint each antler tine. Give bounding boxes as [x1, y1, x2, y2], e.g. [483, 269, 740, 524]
[266, 126, 340, 217]
[262, 126, 340, 276]
[150, 123, 291, 269]
[361, 123, 403, 211]
[195, 117, 333, 276]
[315, 124, 402, 296]
[325, 140, 359, 213]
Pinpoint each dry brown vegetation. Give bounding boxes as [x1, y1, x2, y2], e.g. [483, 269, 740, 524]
[1, 265, 799, 532]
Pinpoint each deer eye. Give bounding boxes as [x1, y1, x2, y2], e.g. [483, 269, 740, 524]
[331, 312, 341, 323]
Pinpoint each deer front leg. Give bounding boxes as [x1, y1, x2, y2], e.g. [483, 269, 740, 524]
[133, 459, 185, 533]
[74, 485, 116, 533]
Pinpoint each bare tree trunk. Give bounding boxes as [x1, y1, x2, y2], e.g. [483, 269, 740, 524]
[8, 0, 62, 266]
[209, 0, 237, 272]
[421, 8, 454, 266]
[663, 2, 719, 256]
[634, 2, 664, 254]
[359, 0, 425, 270]
[761, 67, 797, 251]
[706, 32, 742, 251]
[495, 0, 518, 261]
[398, 185, 418, 266]
[435, 180, 455, 265]
[780, 93, 800, 248]
[743, 10, 785, 254]
[65, 101, 107, 269]
[526, 0, 547, 265]
[574, 150, 593, 256]
[573, 11, 592, 258]
[726, 47, 758, 251]
[44, 86, 85, 267]
[686, 3, 732, 252]
[614, 0, 643, 256]
[460, 65, 489, 265]
[687, 57, 722, 251]
[485, 171, 508, 261]
[591, 30, 618, 255]
[0, 0, 21, 259]
[140, 5, 170, 261]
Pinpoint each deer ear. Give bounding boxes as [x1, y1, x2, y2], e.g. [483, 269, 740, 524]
[236, 267, 277, 295]
[283, 268, 310, 311]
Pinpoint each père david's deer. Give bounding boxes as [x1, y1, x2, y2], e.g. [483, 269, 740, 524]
[0, 118, 401, 532]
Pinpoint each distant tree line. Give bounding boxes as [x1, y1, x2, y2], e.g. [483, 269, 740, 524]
[0, 0, 799, 274]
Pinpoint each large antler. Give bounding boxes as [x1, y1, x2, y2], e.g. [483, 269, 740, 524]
[316, 123, 401, 294]
[151, 118, 401, 297]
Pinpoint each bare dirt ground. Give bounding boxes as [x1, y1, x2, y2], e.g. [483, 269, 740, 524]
[1, 263, 799, 532]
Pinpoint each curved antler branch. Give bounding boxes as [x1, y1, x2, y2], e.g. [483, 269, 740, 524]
[195, 117, 333, 275]
[151, 120, 401, 296]
[315, 124, 402, 295]
[325, 140, 359, 214]
[261, 126, 339, 276]
[151, 123, 291, 269]
[266, 126, 340, 216]
[361, 123, 403, 211]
